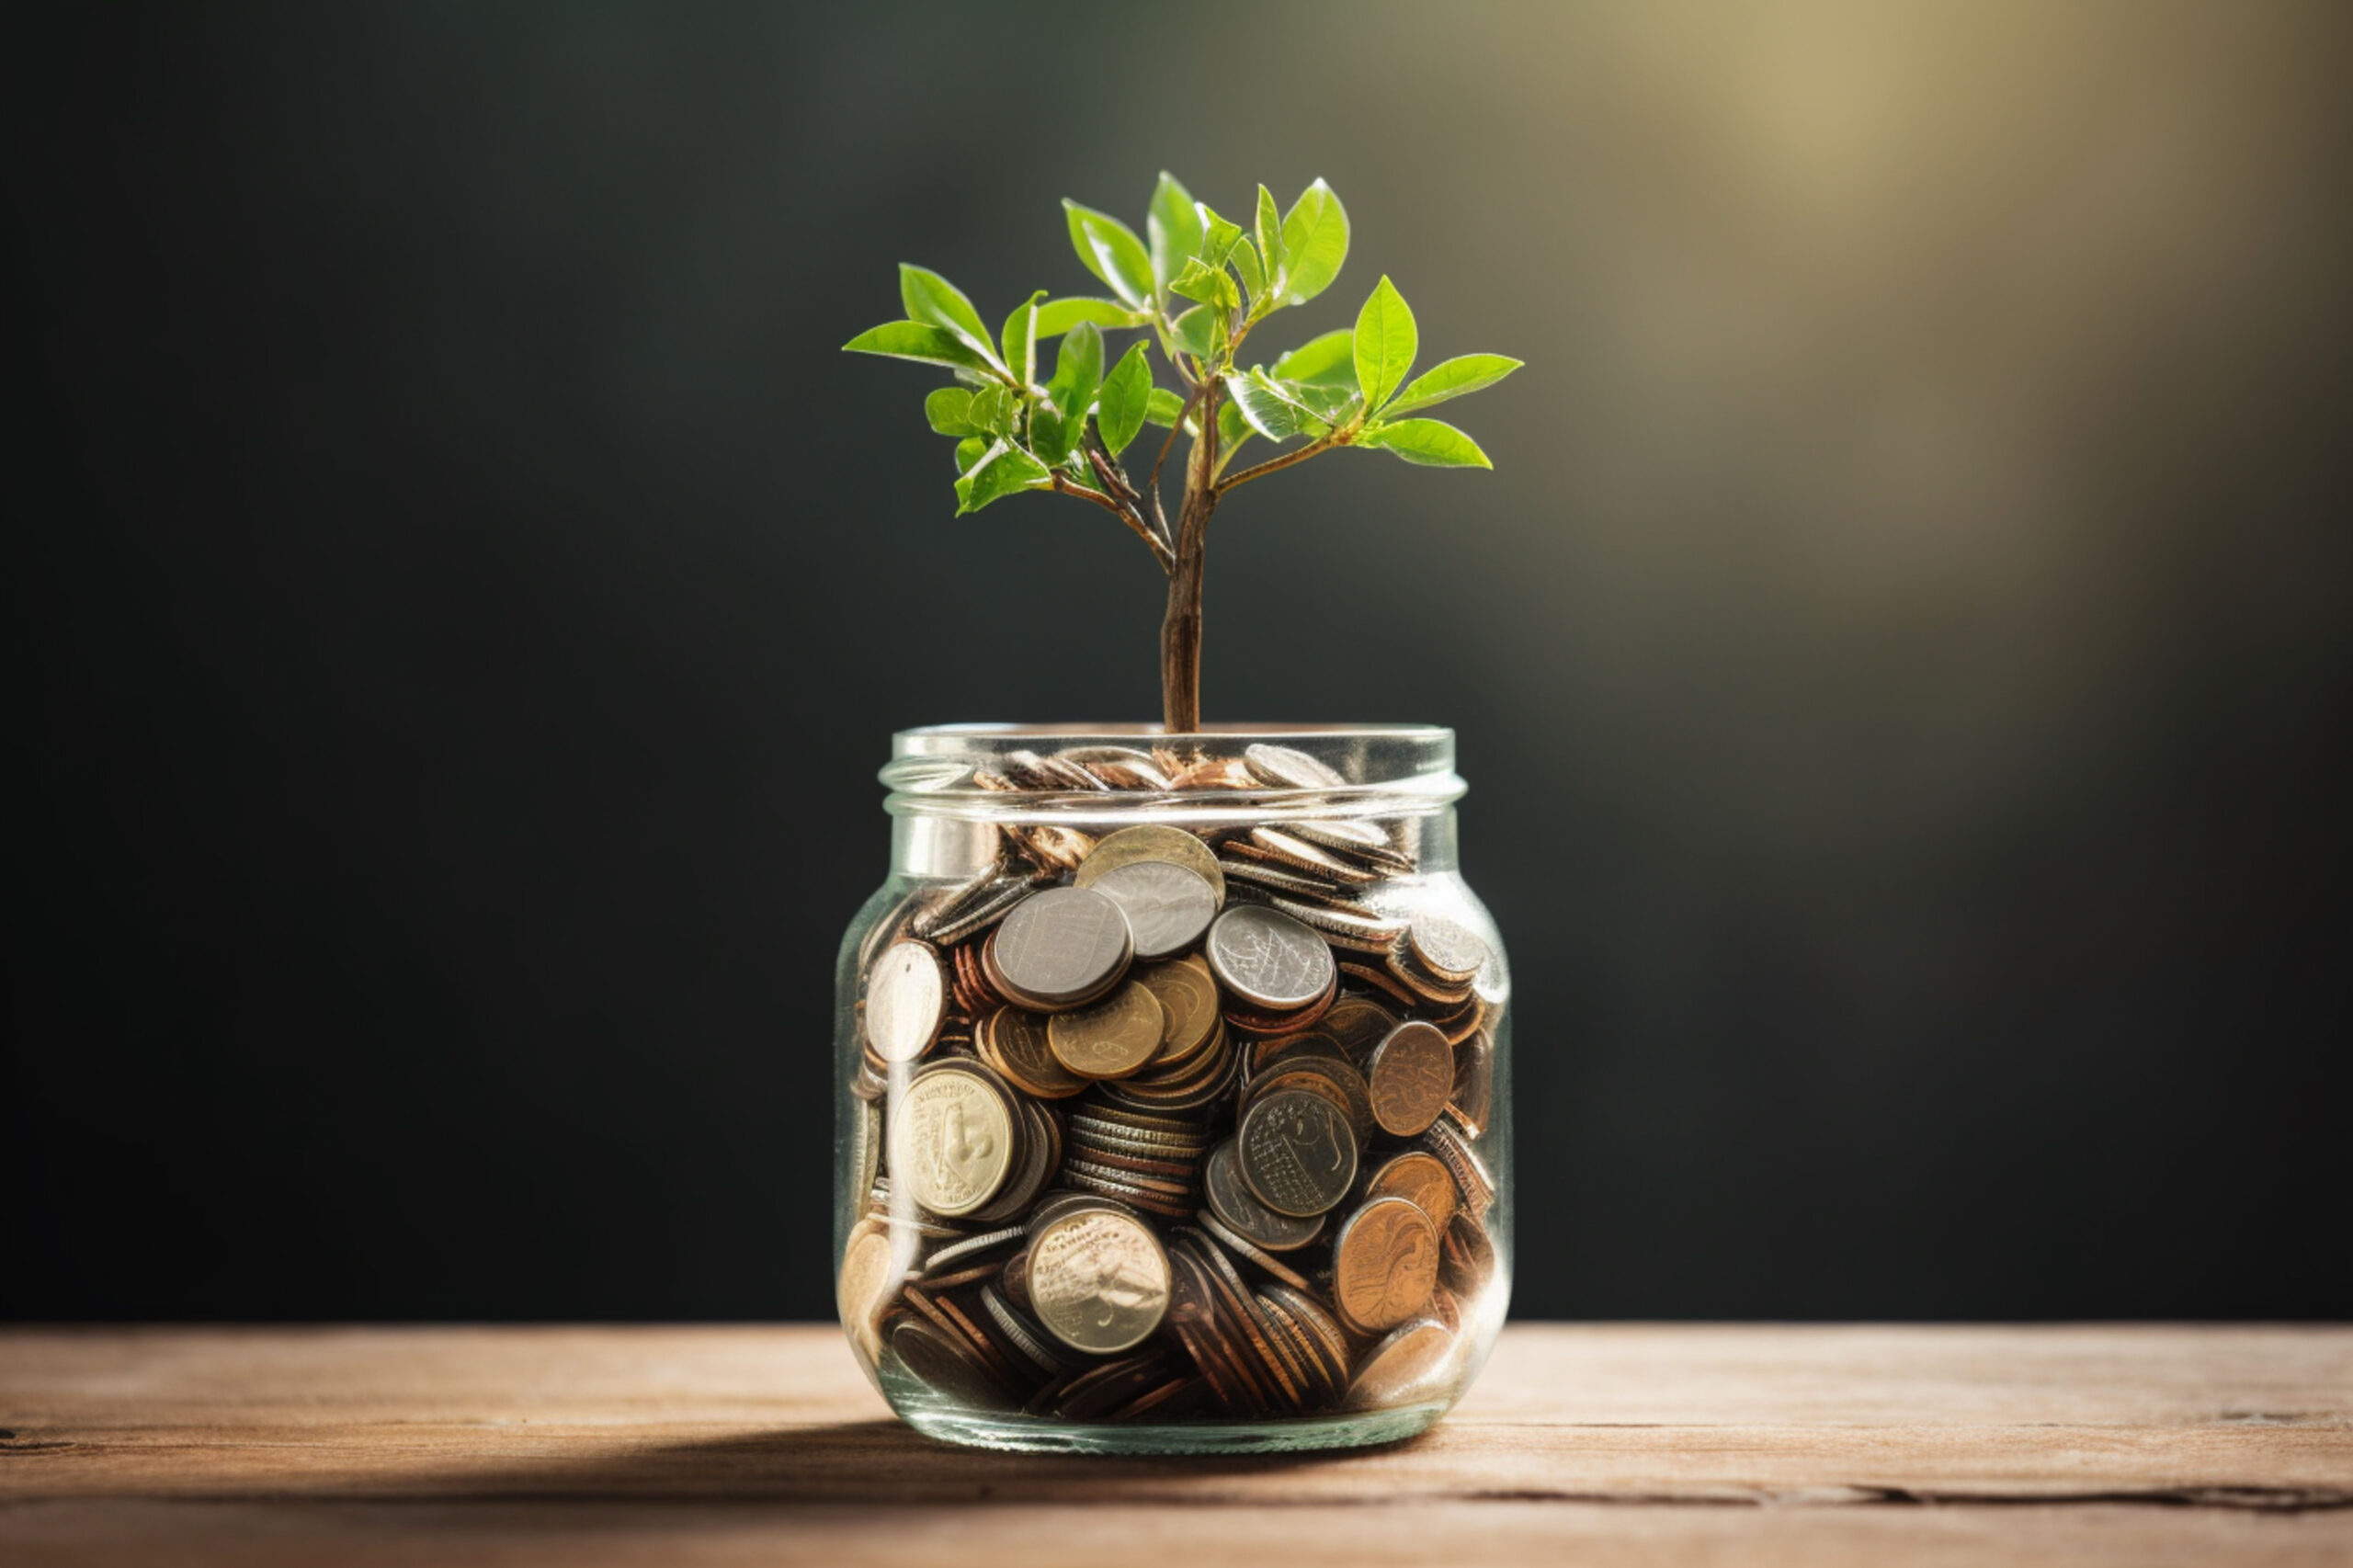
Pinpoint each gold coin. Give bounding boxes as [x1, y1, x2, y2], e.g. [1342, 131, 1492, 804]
[1073, 824, 1225, 906]
[1332, 1196, 1441, 1334]
[887, 1063, 1016, 1218]
[1364, 1149, 1459, 1233]
[1046, 979, 1165, 1080]
[835, 1218, 904, 1369]
[1028, 1207, 1172, 1354]
[1134, 955, 1219, 1064]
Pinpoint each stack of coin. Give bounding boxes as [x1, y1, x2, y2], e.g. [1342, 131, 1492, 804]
[845, 742, 1506, 1424]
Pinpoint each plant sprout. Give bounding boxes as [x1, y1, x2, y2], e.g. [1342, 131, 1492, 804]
[845, 174, 1520, 732]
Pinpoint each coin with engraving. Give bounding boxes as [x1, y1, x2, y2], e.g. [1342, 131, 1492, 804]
[1202, 1137, 1326, 1251]
[864, 940, 945, 1064]
[1027, 1206, 1172, 1354]
[886, 1062, 1016, 1218]
[1242, 743, 1349, 790]
[979, 1006, 1087, 1099]
[1133, 955, 1219, 1064]
[1363, 1149, 1459, 1233]
[1046, 979, 1165, 1079]
[1089, 859, 1216, 960]
[1206, 904, 1336, 1011]
[1407, 915, 1489, 984]
[991, 886, 1133, 1010]
[1332, 1195, 1441, 1333]
[1074, 824, 1225, 905]
[1237, 1089, 1358, 1218]
[1367, 1019, 1454, 1137]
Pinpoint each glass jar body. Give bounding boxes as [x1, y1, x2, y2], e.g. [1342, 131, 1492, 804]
[833, 727, 1510, 1454]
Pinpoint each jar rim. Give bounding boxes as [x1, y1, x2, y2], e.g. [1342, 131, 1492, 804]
[881, 722, 1464, 823]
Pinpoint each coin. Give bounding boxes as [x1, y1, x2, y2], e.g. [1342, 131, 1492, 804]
[1027, 1206, 1172, 1354]
[1441, 1210, 1497, 1295]
[837, 1218, 902, 1366]
[890, 1316, 1016, 1409]
[1133, 955, 1219, 1064]
[1245, 1054, 1374, 1146]
[1366, 1020, 1454, 1137]
[1236, 1089, 1358, 1217]
[1046, 979, 1165, 1079]
[865, 940, 945, 1064]
[1074, 824, 1226, 905]
[1323, 995, 1401, 1058]
[1346, 1319, 1454, 1409]
[887, 1062, 1016, 1218]
[1363, 1149, 1459, 1233]
[1202, 1138, 1326, 1252]
[1206, 904, 1336, 1011]
[1089, 859, 1217, 960]
[1242, 742, 1349, 790]
[1249, 827, 1380, 885]
[1332, 1196, 1441, 1333]
[991, 886, 1133, 1010]
[1198, 1209, 1313, 1293]
[1407, 915, 1489, 984]
[980, 1007, 1088, 1099]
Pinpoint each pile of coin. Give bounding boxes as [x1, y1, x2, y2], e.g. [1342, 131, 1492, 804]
[840, 742, 1504, 1422]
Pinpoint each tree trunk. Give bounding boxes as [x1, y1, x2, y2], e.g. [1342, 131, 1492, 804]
[1160, 386, 1220, 733]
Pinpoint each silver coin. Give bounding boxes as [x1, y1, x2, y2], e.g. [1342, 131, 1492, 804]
[1089, 859, 1217, 961]
[1243, 743, 1350, 790]
[1236, 1088, 1358, 1218]
[1202, 1137, 1326, 1251]
[1408, 915, 1490, 984]
[864, 940, 945, 1063]
[1205, 904, 1336, 1011]
[992, 886, 1133, 1009]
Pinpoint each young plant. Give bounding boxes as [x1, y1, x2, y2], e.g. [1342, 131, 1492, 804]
[845, 175, 1520, 733]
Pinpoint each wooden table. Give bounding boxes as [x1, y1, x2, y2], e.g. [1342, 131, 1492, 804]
[3, 1325, 2347, 1564]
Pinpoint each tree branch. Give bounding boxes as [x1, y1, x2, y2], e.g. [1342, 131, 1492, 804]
[1214, 434, 1339, 495]
[1052, 472, 1174, 574]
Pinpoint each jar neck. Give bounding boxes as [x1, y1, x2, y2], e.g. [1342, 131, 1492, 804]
[880, 724, 1466, 881]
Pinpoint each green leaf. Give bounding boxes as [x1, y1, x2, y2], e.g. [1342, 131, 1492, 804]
[1353, 276, 1417, 412]
[954, 439, 1052, 513]
[899, 267, 1003, 370]
[954, 435, 990, 472]
[926, 387, 980, 437]
[843, 321, 997, 375]
[1228, 236, 1266, 305]
[1216, 398, 1252, 457]
[1278, 179, 1348, 305]
[1033, 297, 1151, 337]
[1271, 328, 1357, 388]
[1097, 342, 1152, 457]
[1062, 199, 1154, 311]
[1169, 257, 1241, 313]
[1223, 369, 1329, 442]
[1383, 354, 1524, 418]
[967, 384, 1015, 438]
[1000, 291, 1043, 389]
[1036, 321, 1104, 463]
[1295, 381, 1363, 425]
[1169, 303, 1219, 360]
[1356, 417, 1490, 468]
[1143, 386, 1188, 427]
[1254, 185, 1285, 301]
[1194, 202, 1243, 267]
[1148, 173, 1205, 305]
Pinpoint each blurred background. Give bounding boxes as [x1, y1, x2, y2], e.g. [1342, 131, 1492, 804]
[15, 1, 2349, 1322]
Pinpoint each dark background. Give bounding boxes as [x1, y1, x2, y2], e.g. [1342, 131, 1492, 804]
[14, 2, 2350, 1323]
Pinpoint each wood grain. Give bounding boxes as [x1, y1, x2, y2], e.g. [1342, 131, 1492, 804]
[4, 1325, 2347, 1565]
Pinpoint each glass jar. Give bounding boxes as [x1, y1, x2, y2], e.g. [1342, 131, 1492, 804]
[833, 724, 1510, 1454]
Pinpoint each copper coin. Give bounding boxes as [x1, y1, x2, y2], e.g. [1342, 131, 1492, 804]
[1366, 1020, 1454, 1137]
[1322, 995, 1401, 1059]
[1246, 1055, 1374, 1146]
[981, 1007, 1088, 1098]
[1332, 1196, 1441, 1333]
[1046, 979, 1165, 1080]
[1237, 1089, 1358, 1218]
[992, 886, 1132, 1010]
[1074, 824, 1225, 906]
[864, 940, 945, 1064]
[889, 1316, 1016, 1410]
[1090, 859, 1218, 961]
[1346, 1319, 1454, 1409]
[1363, 1149, 1459, 1233]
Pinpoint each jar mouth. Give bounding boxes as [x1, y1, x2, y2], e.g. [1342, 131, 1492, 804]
[882, 722, 1463, 824]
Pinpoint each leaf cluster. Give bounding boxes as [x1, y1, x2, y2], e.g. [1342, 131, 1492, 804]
[843, 175, 1520, 555]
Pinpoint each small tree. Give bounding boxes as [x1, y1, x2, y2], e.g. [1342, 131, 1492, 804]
[846, 174, 1519, 733]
